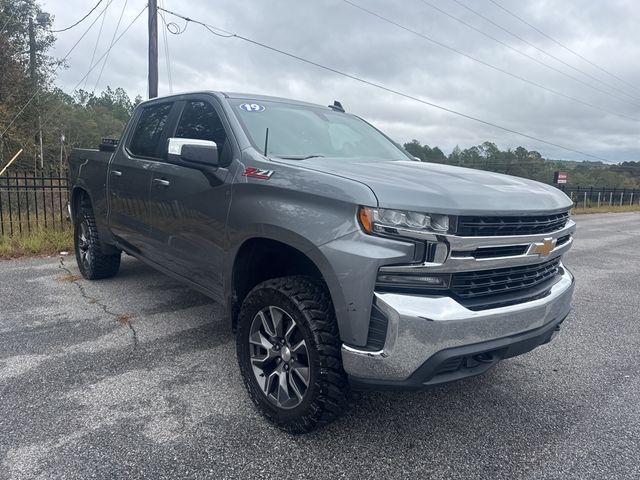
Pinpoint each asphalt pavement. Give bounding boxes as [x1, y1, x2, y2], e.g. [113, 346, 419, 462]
[0, 212, 639, 479]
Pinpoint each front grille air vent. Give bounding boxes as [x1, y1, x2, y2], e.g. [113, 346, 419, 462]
[451, 258, 561, 299]
[556, 234, 571, 247]
[456, 211, 570, 236]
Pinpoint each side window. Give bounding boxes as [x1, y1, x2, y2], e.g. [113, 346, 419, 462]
[175, 101, 228, 149]
[128, 103, 173, 158]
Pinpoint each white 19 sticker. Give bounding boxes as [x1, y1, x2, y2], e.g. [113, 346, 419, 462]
[240, 103, 265, 112]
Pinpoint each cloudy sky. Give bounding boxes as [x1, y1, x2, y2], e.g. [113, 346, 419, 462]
[43, 0, 640, 163]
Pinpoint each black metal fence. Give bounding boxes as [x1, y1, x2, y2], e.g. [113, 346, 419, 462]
[558, 185, 640, 209]
[0, 170, 638, 238]
[0, 170, 69, 237]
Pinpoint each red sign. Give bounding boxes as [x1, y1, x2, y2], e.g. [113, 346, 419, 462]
[554, 171, 568, 184]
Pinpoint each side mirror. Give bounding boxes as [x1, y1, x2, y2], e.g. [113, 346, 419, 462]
[167, 138, 219, 167]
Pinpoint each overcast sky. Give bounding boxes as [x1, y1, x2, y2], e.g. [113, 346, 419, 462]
[42, 0, 640, 163]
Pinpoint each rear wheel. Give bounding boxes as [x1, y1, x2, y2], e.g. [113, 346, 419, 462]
[236, 276, 350, 433]
[74, 205, 121, 280]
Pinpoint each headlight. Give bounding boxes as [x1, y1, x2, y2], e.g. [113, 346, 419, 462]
[358, 206, 451, 238]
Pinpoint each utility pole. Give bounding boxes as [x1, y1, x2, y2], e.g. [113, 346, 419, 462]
[148, 0, 158, 98]
[29, 17, 44, 171]
[28, 18, 36, 80]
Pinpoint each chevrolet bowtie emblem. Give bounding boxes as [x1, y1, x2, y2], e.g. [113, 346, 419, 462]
[532, 238, 557, 257]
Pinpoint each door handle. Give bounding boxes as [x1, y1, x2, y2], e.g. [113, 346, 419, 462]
[111, 170, 122, 177]
[153, 178, 170, 187]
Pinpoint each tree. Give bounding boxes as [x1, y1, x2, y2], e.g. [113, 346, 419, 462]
[449, 145, 461, 166]
[429, 146, 446, 163]
[405, 139, 425, 160]
[0, 0, 141, 172]
[1, 0, 57, 168]
[403, 140, 640, 188]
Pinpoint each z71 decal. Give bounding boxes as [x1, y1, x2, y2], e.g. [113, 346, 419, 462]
[242, 167, 274, 180]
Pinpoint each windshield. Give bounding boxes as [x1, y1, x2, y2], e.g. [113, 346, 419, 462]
[230, 99, 411, 161]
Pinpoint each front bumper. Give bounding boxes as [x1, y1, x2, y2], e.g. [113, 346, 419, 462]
[342, 265, 575, 389]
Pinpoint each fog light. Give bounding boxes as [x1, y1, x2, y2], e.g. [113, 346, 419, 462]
[376, 272, 450, 292]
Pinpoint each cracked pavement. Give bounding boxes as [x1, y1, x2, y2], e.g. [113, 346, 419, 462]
[57, 258, 139, 351]
[0, 212, 639, 479]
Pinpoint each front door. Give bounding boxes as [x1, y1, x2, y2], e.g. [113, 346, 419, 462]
[148, 99, 234, 298]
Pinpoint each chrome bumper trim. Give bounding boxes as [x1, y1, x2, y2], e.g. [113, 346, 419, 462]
[342, 266, 575, 382]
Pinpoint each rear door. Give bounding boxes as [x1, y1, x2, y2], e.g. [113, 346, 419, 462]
[148, 97, 235, 297]
[108, 101, 175, 254]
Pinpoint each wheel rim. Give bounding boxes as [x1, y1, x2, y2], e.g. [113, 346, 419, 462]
[249, 305, 310, 409]
[77, 221, 91, 269]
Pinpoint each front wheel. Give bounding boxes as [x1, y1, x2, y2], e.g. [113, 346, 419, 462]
[236, 276, 350, 433]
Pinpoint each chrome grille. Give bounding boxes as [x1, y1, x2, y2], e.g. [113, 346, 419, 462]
[456, 211, 570, 236]
[452, 244, 529, 259]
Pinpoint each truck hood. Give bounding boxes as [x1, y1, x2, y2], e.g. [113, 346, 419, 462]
[283, 158, 572, 215]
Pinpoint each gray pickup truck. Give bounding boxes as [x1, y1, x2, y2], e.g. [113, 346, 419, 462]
[69, 91, 575, 433]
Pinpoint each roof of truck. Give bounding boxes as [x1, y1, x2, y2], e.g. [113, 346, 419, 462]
[221, 91, 327, 109]
[138, 91, 334, 111]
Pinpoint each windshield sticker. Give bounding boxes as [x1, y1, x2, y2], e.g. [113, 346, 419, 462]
[239, 103, 265, 112]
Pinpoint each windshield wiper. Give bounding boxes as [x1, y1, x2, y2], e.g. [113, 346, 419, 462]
[277, 154, 325, 160]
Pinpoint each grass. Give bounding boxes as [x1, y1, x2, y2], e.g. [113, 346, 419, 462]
[572, 204, 640, 215]
[0, 226, 73, 259]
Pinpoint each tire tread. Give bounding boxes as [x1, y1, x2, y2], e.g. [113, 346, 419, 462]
[237, 275, 351, 433]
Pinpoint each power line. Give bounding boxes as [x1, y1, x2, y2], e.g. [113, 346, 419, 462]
[158, 0, 173, 94]
[93, 0, 128, 92]
[157, 6, 614, 163]
[419, 0, 640, 109]
[31, 7, 147, 149]
[341, 0, 640, 120]
[451, 0, 640, 104]
[83, 0, 113, 91]
[1, 0, 114, 137]
[1, 8, 17, 32]
[486, 0, 640, 96]
[66, 8, 146, 102]
[51, 0, 104, 33]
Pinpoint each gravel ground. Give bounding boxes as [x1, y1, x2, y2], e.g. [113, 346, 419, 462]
[0, 212, 639, 479]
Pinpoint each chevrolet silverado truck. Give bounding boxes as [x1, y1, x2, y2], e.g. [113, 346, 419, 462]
[68, 91, 576, 433]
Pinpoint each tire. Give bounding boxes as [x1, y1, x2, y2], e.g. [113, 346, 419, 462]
[74, 204, 121, 280]
[236, 276, 350, 433]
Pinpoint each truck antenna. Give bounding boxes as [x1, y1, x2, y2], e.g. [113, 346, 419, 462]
[328, 100, 345, 112]
[264, 127, 269, 156]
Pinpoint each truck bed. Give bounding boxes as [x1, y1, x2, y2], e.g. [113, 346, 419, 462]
[68, 148, 113, 226]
